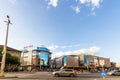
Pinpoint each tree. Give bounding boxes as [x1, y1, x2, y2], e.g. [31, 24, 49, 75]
[0, 50, 20, 65]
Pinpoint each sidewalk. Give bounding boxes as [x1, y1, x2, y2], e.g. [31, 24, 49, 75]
[0, 72, 31, 79]
[0, 72, 52, 79]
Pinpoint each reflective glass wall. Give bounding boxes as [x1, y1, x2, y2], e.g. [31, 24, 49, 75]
[38, 52, 49, 66]
[37, 47, 51, 66]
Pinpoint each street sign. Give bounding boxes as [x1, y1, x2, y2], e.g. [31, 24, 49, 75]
[101, 72, 106, 77]
[99, 60, 105, 66]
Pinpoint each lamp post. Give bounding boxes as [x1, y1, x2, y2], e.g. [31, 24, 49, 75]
[0, 15, 12, 77]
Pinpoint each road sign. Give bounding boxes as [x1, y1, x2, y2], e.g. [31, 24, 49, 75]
[99, 60, 105, 66]
[101, 72, 106, 77]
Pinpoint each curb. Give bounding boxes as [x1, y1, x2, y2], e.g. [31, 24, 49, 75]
[0, 76, 18, 79]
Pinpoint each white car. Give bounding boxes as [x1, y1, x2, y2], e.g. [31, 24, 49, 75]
[52, 69, 77, 77]
[107, 70, 116, 76]
[107, 70, 120, 76]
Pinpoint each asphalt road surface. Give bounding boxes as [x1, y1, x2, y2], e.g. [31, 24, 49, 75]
[0, 72, 120, 80]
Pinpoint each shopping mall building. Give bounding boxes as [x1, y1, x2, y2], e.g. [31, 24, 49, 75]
[52, 54, 111, 72]
[20, 46, 52, 71]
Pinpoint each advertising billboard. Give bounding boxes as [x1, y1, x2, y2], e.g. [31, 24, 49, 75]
[63, 56, 67, 66]
[85, 56, 89, 66]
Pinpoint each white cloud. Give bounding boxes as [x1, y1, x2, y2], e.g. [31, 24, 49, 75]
[47, 44, 81, 50]
[75, 46, 100, 54]
[46, 0, 103, 15]
[79, 0, 102, 15]
[8, 0, 17, 4]
[91, 0, 100, 7]
[80, 0, 100, 6]
[47, 44, 59, 50]
[61, 46, 67, 49]
[89, 46, 100, 53]
[75, 6, 80, 14]
[52, 46, 100, 58]
[71, 6, 80, 14]
[48, 0, 58, 7]
[80, 0, 90, 4]
[80, 0, 101, 9]
[52, 51, 75, 59]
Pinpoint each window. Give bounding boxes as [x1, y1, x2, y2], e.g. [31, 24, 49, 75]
[64, 69, 73, 72]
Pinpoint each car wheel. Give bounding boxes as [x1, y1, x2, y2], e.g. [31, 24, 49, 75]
[69, 74, 74, 77]
[55, 74, 59, 77]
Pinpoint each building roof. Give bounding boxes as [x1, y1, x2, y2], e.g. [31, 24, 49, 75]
[36, 50, 52, 54]
[0, 45, 21, 52]
[37, 47, 50, 52]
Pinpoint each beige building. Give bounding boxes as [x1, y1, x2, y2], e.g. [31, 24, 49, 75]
[66, 55, 79, 67]
[116, 63, 120, 68]
[53, 53, 111, 69]
[0, 45, 21, 61]
[53, 55, 79, 69]
[77, 53, 111, 67]
[55, 57, 63, 68]
[78, 54, 94, 66]
[0, 45, 21, 71]
[98, 57, 111, 67]
[22, 54, 39, 66]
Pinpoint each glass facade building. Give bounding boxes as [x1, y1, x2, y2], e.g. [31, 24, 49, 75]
[37, 47, 51, 66]
[38, 53, 49, 66]
[21, 46, 52, 71]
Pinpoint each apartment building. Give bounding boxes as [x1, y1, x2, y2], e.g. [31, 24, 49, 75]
[0, 45, 21, 71]
[0, 45, 21, 61]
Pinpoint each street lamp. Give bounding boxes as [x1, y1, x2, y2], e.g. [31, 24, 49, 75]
[0, 15, 12, 77]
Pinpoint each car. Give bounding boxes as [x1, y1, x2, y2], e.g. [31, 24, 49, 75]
[52, 69, 77, 77]
[107, 70, 116, 76]
[112, 70, 120, 76]
[107, 70, 120, 76]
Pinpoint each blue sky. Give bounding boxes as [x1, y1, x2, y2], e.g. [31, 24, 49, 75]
[0, 0, 120, 62]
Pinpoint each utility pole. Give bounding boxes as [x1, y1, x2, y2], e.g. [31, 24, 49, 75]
[0, 15, 12, 77]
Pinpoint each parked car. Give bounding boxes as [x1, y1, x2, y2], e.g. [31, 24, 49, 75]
[52, 69, 77, 77]
[107, 70, 120, 76]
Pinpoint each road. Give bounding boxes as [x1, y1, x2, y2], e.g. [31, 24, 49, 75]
[0, 72, 120, 80]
